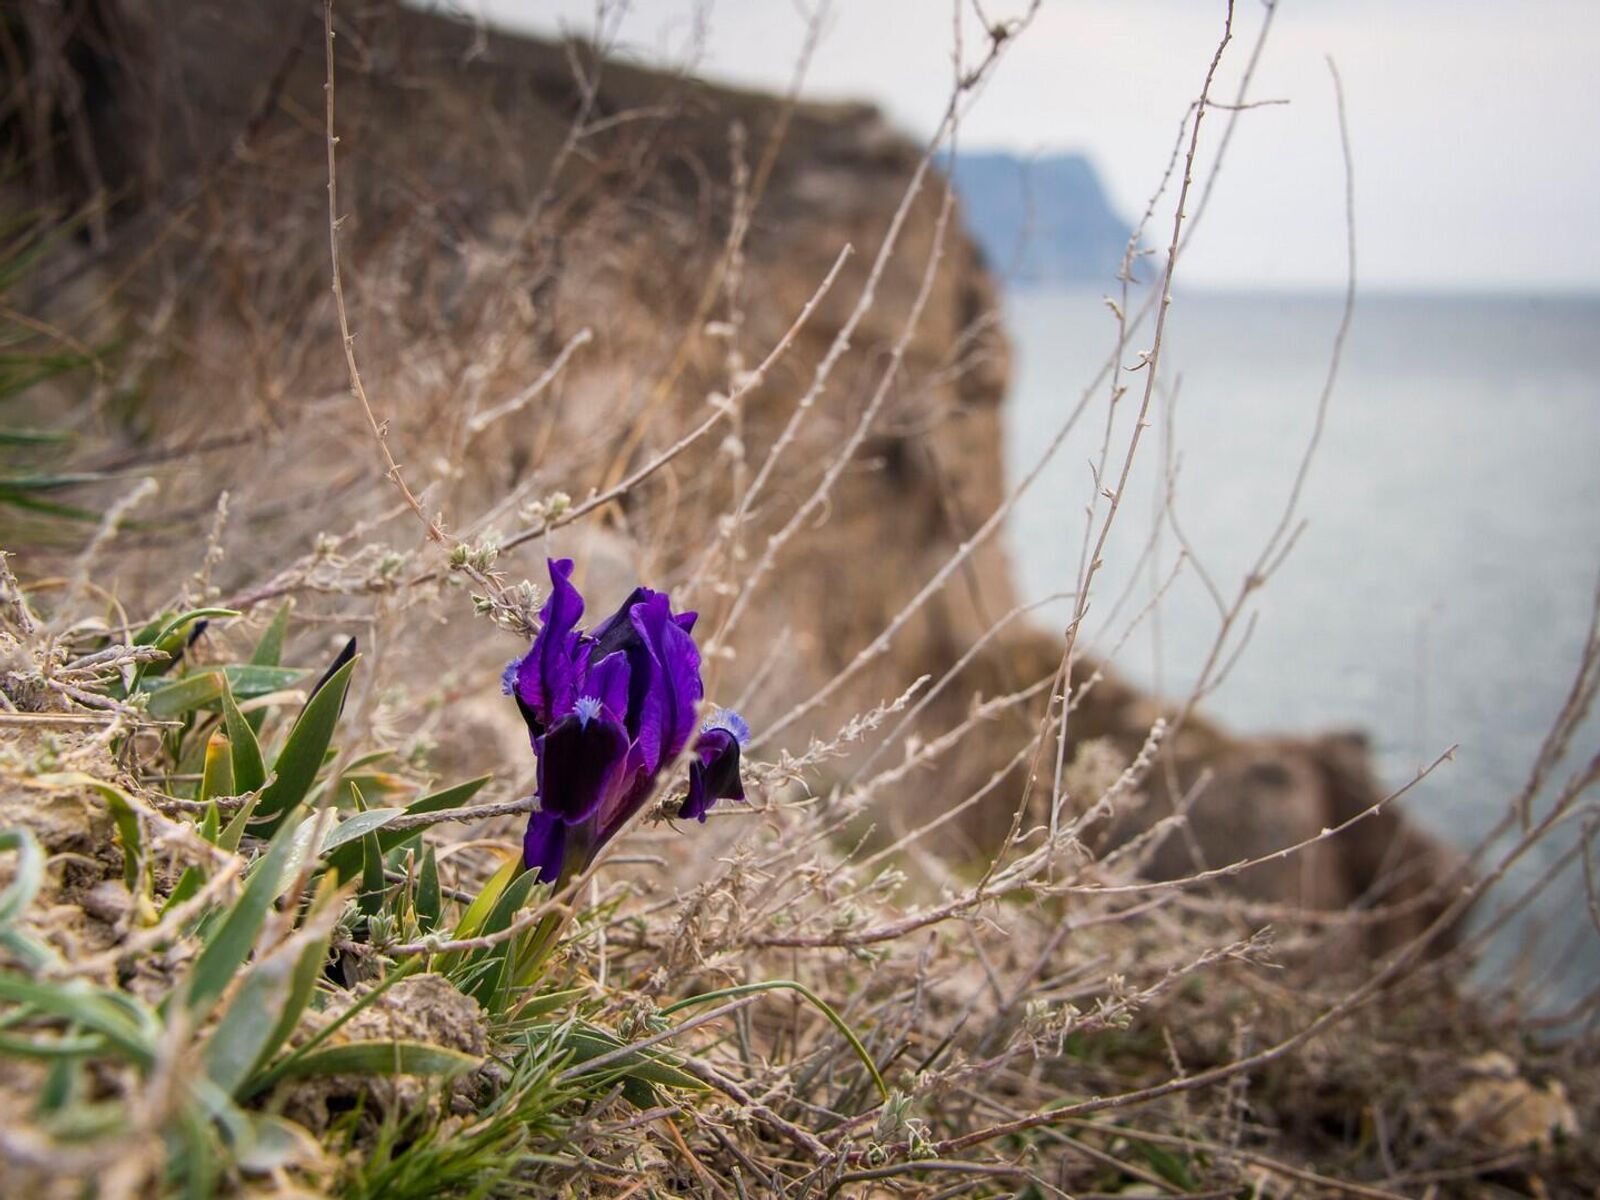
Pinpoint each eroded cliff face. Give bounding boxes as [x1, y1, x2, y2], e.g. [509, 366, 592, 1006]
[9, 0, 1457, 957]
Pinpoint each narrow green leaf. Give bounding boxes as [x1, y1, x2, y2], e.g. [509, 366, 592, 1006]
[183, 816, 302, 1020]
[513, 986, 586, 1021]
[199, 801, 220, 845]
[415, 847, 441, 934]
[270, 1039, 479, 1082]
[250, 655, 358, 836]
[132, 611, 174, 647]
[245, 960, 423, 1097]
[144, 665, 306, 720]
[358, 830, 385, 917]
[249, 601, 293, 667]
[202, 951, 298, 1097]
[177, 1105, 218, 1200]
[322, 773, 490, 880]
[435, 854, 519, 976]
[319, 808, 403, 861]
[199, 732, 234, 803]
[0, 1031, 105, 1059]
[37, 1056, 76, 1114]
[133, 607, 237, 685]
[545, 1024, 706, 1093]
[221, 680, 267, 794]
[0, 828, 44, 927]
[247, 901, 336, 1087]
[0, 975, 153, 1066]
[473, 871, 551, 1010]
[217, 792, 260, 854]
[460, 869, 542, 1003]
[41, 775, 143, 893]
[159, 866, 204, 917]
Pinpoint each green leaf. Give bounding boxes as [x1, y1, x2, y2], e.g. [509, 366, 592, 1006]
[0, 1031, 106, 1059]
[247, 902, 335, 1088]
[319, 808, 404, 861]
[182, 816, 303, 1021]
[460, 868, 543, 1003]
[415, 847, 441, 934]
[540, 1023, 706, 1094]
[199, 732, 234, 803]
[133, 607, 237, 686]
[358, 830, 385, 918]
[0, 827, 44, 927]
[250, 654, 358, 836]
[322, 773, 490, 880]
[199, 800, 220, 845]
[144, 665, 307, 720]
[0, 975, 154, 1066]
[40, 775, 143, 893]
[435, 854, 519, 976]
[249, 602, 293, 667]
[202, 950, 299, 1097]
[514, 986, 587, 1021]
[221, 680, 267, 795]
[269, 1040, 480, 1082]
[159, 866, 204, 917]
[217, 792, 260, 854]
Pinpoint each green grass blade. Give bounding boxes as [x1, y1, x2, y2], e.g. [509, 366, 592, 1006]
[270, 1040, 480, 1082]
[199, 732, 233, 803]
[660, 979, 889, 1101]
[415, 847, 441, 933]
[250, 654, 358, 836]
[250, 602, 293, 667]
[144, 665, 307, 720]
[0, 975, 154, 1066]
[0, 828, 44, 926]
[322, 773, 491, 880]
[201, 950, 298, 1097]
[217, 792, 260, 854]
[182, 816, 303, 1021]
[221, 680, 267, 794]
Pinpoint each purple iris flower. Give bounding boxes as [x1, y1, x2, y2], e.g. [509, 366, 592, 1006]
[503, 558, 749, 883]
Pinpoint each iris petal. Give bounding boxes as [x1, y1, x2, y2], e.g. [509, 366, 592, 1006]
[514, 558, 587, 739]
[522, 809, 567, 881]
[628, 594, 704, 774]
[537, 710, 632, 824]
[681, 726, 744, 822]
[586, 650, 632, 720]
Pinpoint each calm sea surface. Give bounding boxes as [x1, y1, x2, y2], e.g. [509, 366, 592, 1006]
[1003, 288, 1600, 1003]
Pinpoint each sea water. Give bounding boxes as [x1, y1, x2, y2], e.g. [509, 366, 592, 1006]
[1003, 288, 1600, 1006]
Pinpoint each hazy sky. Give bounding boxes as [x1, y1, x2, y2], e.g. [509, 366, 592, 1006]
[452, 1, 1600, 292]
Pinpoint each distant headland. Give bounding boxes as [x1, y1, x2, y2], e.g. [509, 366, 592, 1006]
[949, 150, 1134, 286]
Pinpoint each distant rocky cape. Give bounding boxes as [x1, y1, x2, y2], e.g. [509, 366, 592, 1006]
[949, 151, 1133, 285]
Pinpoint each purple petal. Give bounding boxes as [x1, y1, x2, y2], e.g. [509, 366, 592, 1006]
[681, 726, 744, 822]
[673, 610, 698, 634]
[586, 651, 632, 721]
[597, 768, 655, 845]
[537, 709, 632, 824]
[514, 558, 587, 738]
[628, 593, 704, 773]
[523, 809, 567, 882]
[588, 586, 655, 658]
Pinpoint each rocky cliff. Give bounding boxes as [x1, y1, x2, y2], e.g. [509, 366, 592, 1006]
[7, 0, 1457, 960]
[950, 150, 1134, 284]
